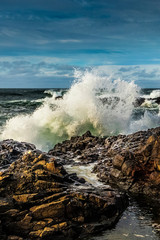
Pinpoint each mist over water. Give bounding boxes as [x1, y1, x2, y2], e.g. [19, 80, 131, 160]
[0, 69, 160, 151]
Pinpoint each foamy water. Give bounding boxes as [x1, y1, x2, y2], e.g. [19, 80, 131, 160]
[141, 89, 160, 99]
[0, 69, 160, 150]
[149, 89, 160, 99]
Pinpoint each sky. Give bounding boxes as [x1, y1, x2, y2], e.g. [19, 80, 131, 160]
[0, 0, 160, 88]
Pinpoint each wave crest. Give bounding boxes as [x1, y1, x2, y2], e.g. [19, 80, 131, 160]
[1, 69, 159, 151]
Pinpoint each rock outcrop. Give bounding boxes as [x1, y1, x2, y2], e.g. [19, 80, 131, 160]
[0, 143, 127, 240]
[1, 126, 160, 239]
[0, 139, 36, 168]
[94, 127, 160, 198]
[50, 127, 160, 200]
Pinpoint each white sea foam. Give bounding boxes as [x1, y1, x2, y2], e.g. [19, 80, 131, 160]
[65, 162, 105, 187]
[141, 89, 160, 99]
[150, 89, 160, 98]
[141, 100, 158, 108]
[129, 111, 160, 133]
[0, 69, 160, 151]
[44, 89, 61, 97]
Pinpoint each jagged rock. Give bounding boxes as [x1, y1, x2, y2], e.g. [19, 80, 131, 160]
[133, 97, 145, 107]
[0, 149, 128, 240]
[155, 96, 160, 104]
[3, 125, 160, 239]
[49, 131, 105, 164]
[49, 127, 160, 200]
[0, 139, 36, 168]
[93, 127, 160, 198]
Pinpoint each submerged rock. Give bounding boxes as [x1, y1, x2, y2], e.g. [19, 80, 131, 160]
[55, 96, 63, 100]
[0, 146, 127, 240]
[133, 97, 145, 107]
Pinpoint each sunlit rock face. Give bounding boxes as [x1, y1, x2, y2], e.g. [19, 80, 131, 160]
[49, 127, 160, 199]
[0, 144, 127, 240]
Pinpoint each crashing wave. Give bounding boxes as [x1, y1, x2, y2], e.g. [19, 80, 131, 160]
[1, 69, 160, 151]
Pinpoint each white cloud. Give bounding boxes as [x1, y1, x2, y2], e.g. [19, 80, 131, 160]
[59, 39, 82, 43]
[96, 65, 160, 87]
[0, 57, 159, 88]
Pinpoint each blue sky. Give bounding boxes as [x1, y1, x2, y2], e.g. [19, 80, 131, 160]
[0, 0, 160, 88]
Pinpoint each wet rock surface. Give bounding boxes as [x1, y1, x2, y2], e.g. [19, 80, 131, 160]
[0, 139, 36, 169]
[1, 126, 160, 239]
[133, 97, 145, 107]
[94, 127, 160, 198]
[0, 146, 127, 240]
[133, 96, 160, 107]
[49, 131, 106, 165]
[50, 127, 160, 200]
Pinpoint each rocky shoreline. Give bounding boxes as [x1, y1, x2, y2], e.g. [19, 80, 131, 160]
[0, 140, 127, 240]
[0, 126, 160, 239]
[50, 127, 160, 200]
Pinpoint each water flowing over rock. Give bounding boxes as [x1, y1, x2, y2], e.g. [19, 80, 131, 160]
[0, 141, 127, 240]
[49, 127, 160, 200]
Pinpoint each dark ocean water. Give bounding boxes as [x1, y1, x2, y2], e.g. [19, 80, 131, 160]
[0, 88, 65, 126]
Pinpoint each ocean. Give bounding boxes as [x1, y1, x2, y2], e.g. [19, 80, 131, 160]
[0, 71, 159, 151]
[0, 72, 160, 239]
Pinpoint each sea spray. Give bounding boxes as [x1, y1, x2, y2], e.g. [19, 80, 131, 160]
[129, 110, 160, 133]
[148, 89, 160, 99]
[1, 69, 159, 151]
[141, 89, 160, 99]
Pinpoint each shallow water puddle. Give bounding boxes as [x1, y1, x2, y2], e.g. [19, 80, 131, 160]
[89, 201, 160, 240]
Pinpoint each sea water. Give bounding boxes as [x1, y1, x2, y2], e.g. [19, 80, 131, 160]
[0, 69, 159, 151]
[0, 69, 160, 239]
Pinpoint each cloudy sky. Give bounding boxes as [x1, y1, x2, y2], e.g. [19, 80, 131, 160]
[0, 0, 160, 88]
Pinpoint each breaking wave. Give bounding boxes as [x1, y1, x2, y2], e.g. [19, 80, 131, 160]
[141, 89, 160, 99]
[1, 69, 160, 151]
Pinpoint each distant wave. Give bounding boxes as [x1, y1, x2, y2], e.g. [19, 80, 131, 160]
[149, 89, 160, 99]
[141, 89, 160, 99]
[44, 89, 68, 98]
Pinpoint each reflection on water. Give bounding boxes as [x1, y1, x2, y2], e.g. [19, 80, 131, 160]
[89, 198, 160, 240]
[65, 160, 160, 240]
[66, 163, 160, 240]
